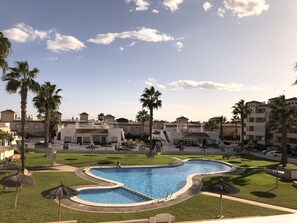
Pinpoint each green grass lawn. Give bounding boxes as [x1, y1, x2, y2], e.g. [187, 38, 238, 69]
[21, 153, 177, 170]
[0, 153, 296, 222]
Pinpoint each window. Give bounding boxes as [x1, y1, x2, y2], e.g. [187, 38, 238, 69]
[83, 137, 90, 143]
[64, 137, 71, 143]
[111, 137, 118, 143]
[173, 139, 180, 145]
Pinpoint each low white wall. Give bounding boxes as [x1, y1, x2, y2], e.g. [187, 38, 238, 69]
[251, 152, 297, 165]
[0, 148, 14, 160]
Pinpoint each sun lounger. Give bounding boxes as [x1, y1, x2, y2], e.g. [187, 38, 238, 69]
[149, 213, 175, 223]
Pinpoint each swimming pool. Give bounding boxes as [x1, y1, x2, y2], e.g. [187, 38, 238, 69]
[73, 159, 233, 206]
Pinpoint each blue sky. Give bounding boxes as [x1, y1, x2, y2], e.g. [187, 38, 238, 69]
[1, 0, 297, 122]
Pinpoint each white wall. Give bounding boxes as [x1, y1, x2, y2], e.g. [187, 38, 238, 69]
[0, 147, 14, 160]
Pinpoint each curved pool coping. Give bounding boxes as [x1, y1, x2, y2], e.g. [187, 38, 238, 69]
[70, 159, 237, 208]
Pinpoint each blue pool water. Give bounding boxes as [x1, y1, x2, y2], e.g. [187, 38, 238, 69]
[76, 160, 232, 204]
[77, 188, 150, 204]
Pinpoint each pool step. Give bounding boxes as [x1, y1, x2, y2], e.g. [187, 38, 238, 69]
[121, 186, 154, 201]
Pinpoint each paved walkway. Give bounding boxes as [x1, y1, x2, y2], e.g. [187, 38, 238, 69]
[32, 164, 78, 172]
[201, 192, 297, 213]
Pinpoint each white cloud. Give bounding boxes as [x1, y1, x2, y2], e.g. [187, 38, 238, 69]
[119, 47, 124, 51]
[3, 23, 52, 43]
[169, 80, 272, 91]
[77, 55, 85, 59]
[126, 0, 150, 11]
[152, 9, 159, 14]
[46, 57, 58, 61]
[175, 41, 183, 52]
[88, 27, 174, 45]
[217, 8, 226, 17]
[163, 0, 184, 12]
[135, 0, 150, 11]
[203, 2, 213, 11]
[223, 0, 269, 18]
[145, 78, 166, 89]
[128, 41, 137, 47]
[47, 33, 85, 53]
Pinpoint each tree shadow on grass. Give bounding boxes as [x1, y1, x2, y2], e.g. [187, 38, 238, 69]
[250, 191, 276, 198]
[227, 161, 242, 164]
[64, 158, 78, 161]
[97, 161, 114, 165]
[106, 157, 122, 160]
[223, 168, 264, 186]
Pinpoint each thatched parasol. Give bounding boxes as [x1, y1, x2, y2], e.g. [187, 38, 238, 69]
[86, 144, 98, 152]
[204, 178, 240, 218]
[41, 183, 79, 221]
[0, 161, 20, 175]
[0, 171, 35, 208]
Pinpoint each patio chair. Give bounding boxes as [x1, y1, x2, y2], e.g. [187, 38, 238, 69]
[149, 213, 175, 223]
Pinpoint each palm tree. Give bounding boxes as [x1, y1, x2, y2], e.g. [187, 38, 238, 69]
[2, 61, 39, 173]
[49, 113, 60, 144]
[232, 100, 251, 150]
[136, 109, 149, 139]
[231, 115, 240, 144]
[0, 32, 12, 74]
[204, 117, 219, 132]
[269, 95, 297, 167]
[215, 116, 226, 140]
[33, 82, 62, 149]
[140, 86, 162, 145]
[97, 113, 104, 121]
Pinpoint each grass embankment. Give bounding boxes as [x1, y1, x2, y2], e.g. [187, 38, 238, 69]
[22, 153, 176, 170]
[174, 155, 297, 209]
[0, 153, 296, 222]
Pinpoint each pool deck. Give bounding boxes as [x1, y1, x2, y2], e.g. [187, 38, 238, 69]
[61, 167, 204, 213]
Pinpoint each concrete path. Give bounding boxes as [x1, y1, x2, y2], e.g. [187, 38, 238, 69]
[33, 164, 78, 172]
[201, 192, 297, 213]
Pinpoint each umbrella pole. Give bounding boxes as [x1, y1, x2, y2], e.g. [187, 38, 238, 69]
[14, 186, 19, 208]
[219, 194, 223, 218]
[58, 199, 61, 221]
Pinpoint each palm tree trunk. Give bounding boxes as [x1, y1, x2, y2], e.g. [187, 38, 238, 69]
[149, 108, 153, 148]
[20, 89, 28, 173]
[220, 122, 223, 139]
[240, 114, 244, 151]
[14, 186, 19, 208]
[235, 123, 238, 144]
[281, 120, 287, 167]
[44, 108, 50, 149]
[141, 121, 144, 139]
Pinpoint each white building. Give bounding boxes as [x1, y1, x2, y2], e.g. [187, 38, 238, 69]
[245, 97, 297, 149]
[56, 113, 125, 147]
[152, 116, 224, 147]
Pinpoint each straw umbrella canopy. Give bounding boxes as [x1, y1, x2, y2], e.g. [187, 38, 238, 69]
[0, 161, 19, 175]
[0, 171, 35, 208]
[204, 178, 240, 218]
[41, 183, 79, 221]
[86, 144, 98, 152]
